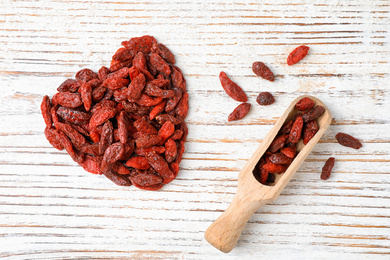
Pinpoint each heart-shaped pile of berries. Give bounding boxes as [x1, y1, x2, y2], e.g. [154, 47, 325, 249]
[41, 35, 188, 191]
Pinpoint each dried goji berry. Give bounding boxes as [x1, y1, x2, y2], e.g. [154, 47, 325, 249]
[321, 157, 335, 180]
[219, 71, 247, 102]
[76, 68, 98, 82]
[149, 53, 171, 75]
[56, 107, 90, 125]
[44, 127, 64, 150]
[335, 133, 362, 149]
[151, 43, 175, 64]
[287, 45, 309, 66]
[256, 92, 275, 106]
[289, 116, 303, 144]
[228, 103, 251, 121]
[302, 105, 325, 122]
[165, 138, 177, 163]
[280, 146, 296, 159]
[146, 152, 174, 184]
[125, 156, 150, 170]
[102, 78, 130, 90]
[52, 92, 83, 108]
[303, 120, 319, 145]
[89, 107, 116, 129]
[252, 62, 275, 82]
[263, 162, 287, 174]
[268, 134, 288, 153]
[269, 153, 293, 165]
[295, 97, 315, 111]
[79, 81, 92, 111]
[41, 95, 52, 127]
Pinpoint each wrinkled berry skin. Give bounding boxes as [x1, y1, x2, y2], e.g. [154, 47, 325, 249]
[252, 61, 274, 82]
[228, 103, 251, 121]
[336, 133, 362, 149]
[287, 45, 309, 65]
[256, 92, 275, 106]
[219, 71, 247, 102]
[321, 157, 335, 180]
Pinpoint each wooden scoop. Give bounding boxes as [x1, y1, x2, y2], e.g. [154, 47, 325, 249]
[204, 95, 332, 253]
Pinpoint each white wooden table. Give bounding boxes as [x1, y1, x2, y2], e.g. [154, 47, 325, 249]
[1, 0, 389, 259]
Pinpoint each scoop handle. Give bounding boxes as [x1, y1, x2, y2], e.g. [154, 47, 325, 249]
[204, 195, 266, 253]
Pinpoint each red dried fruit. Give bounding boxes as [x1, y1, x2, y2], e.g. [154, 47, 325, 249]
[135, 146, 165, 156]
[171, 65, 186, 93]
[149, 100, 166, 120]
[303, 120, 319, 145]
[121, 35, 157, 55]
[151, 43, 175, 64]
[269, 134, 289, 153]
[112, 47, 134, 62]
[279, 120, 293, 135]
[144, 85, 174, 98]
[302, 105, 325, 122]
[134, 117, 158, 134]
[131, 173, 163, 187]
[287, 45, 309, 66]
[52, 92, 83, 108]
[98, 66, 110, 81]
[41, 95, 52, 127]
[263, 162, 287, 174]
[136, 94, 163, 107]
[295, 97, 315, 111]
[165, 87, 183, 112]
[219, 71, 247, 102]
[280, 146, 296, 159]
[56, 122, 87, 149]
[125, 156, 150, 170]
[76, 68, 98, 82]
[79, 81, 92, 111]
[57, 79, 83, 92]
[252, 62, 275, 82]
[135, 134, 162, 148]
[269, 153, 293, 165]
[128, 73, 146, 101]
[107, 67, 129, 79]
[56, 107, 90, 125]
[91, 86, 107, 103]
[175, 92, 189, 119]
[103, 169, 132, 186]
[79, 155, 103, 175]
[259, 169, 269, 184]
[321, 157, 335, 180]
[149, 53, 171, 75]
[165, 139, 177, 163]
[102, 78, 130, 90]
[41, 36, 186, 190]
[44, 127, 64, 150]
[228, 103, 251, 121]
[170, 130, 183, 140]
[335, 133, 362, 149]
[158, 121, 175, 143]
[155, 114, 181, 125]
[289, 116, 303, 144]
[256, 92, 275, 106]
[89, 107, 116, 129]
[99, 121, 113, 155]
[146, 152, 174, 184]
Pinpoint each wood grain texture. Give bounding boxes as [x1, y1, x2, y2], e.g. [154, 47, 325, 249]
[1, 0, 390, 259]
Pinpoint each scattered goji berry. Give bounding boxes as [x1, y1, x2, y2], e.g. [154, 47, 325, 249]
[336, 133, 362, 149]
[252, 61, 275, 82]
[287, 45, 309, 66]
